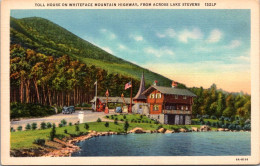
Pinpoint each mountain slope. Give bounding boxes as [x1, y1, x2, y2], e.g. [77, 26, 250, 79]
[10, 17, 172, 86]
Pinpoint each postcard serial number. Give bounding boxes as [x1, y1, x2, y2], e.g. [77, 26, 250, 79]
[236, 158, 249, 161]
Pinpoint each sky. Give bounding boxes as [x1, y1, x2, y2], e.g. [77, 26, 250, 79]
[11, 9, 251, 94]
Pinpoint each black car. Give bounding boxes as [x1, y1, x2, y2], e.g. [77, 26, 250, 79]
[62, 107, 73, 114]
[69, 106, 75, 113]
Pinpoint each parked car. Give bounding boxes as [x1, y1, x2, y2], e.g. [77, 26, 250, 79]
[62, 106, 73, 114]
[69, 106, 75, 113]
[115, 107, 122, 113]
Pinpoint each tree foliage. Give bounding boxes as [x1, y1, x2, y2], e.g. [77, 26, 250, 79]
[190, 84, 251, 119]
[49, 124, 56, 141]
[10, 44, 141, 106]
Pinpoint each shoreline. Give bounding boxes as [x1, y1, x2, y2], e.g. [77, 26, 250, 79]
[10, 128, 250, 157]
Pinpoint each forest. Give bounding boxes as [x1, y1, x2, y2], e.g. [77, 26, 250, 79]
[10, 44, 141, 107]
[190, 85, 251, 119]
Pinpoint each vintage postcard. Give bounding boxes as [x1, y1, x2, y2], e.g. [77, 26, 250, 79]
[1, 0, 259, 165]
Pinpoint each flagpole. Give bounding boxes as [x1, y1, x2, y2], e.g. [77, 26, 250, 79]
[95, 80, 97, 111]
[130, 79, 132, 113]
[106, 90, 108, 107]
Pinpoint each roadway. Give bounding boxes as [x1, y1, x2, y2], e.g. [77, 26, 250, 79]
[10, 110, 115, 131]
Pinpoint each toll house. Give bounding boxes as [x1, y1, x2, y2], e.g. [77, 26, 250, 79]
[142, 83, 196, 125]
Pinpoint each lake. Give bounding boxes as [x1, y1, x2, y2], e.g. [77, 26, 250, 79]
[72, 132, 251, 156]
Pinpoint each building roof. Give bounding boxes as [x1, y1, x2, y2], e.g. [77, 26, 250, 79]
[90, 96, 133, 104]
[142, 85, 196, 97]
[133, 72, 147, 100]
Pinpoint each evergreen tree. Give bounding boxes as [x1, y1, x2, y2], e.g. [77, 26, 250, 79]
[124, 120, 129, 133]
[223, 94, 236, 118]
[50, 124, 56, 141]
[216, 92, 225, 117]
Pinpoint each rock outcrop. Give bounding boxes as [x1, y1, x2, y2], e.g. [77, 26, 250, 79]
[164, 129, 174, 133]
[44, 131, 120, 157]
[157, 128, 166, 133]
[217, 128, 225, 131]
[179, 128, 187, 132]
[200, 125, 211, 132]
[129, 127, 145, 133]
[191, 127, 198, 132]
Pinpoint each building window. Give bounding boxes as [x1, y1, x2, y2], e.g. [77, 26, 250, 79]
[175, 95, 178, 99]
[181, 106, 184, 110]
[186, 106, 189, 111]
[139, 105, 142, 109]
[153, 105, 159, 111]
[156, 93, 161, 98]
[150, 94, 155, 99]
[183, 95, 187, 99]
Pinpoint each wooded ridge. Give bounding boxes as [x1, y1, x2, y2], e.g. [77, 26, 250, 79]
[10, 17, 172, 86]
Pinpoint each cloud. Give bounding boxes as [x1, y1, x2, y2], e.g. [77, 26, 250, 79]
[207, 29, 223, 43]
[235, 55, 250, 62]
[101, 47, 113, 54]
[193, 46, 214, 53]
[178, 28, 203, 43]
[129, 34, 144, 41]
[133, 35, 143, 41]
[232, 50, 250, 62]
[109, 33, 116, 39]
[156, 28, 176, 38]
[100, 28, 116, 40]
[144, 47, 174, 58]
[100, 28, 107, 33]
[118, 44, 127, 50]
[156, 33, 166, 38]
[226, 40, 242, 49]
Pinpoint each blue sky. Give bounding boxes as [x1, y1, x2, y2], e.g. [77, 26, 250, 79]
[11, 10, 251, 93]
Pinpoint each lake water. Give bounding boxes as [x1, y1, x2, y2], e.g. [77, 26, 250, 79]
[72, 132, 251, 156]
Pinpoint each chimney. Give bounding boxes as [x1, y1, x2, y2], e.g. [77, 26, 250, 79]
[172, 81, 177, 88]
[153, 80, 158, 86]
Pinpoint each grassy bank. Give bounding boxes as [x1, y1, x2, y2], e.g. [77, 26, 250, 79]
[105, 114, 154, 123]
[11, 121, 203, 150]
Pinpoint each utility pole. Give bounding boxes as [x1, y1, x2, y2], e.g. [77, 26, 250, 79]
[94, 80, 97, 111]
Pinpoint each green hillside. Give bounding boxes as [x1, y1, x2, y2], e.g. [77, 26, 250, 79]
[10, 17, 172, 86]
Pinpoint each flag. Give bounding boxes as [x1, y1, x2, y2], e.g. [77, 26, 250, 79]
[94, 81, 97, 85]
[105, 89, 109, 96]
[125, 81, 132, 90]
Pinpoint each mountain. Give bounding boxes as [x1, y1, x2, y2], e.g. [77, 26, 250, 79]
[10, 17, 172, 86]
